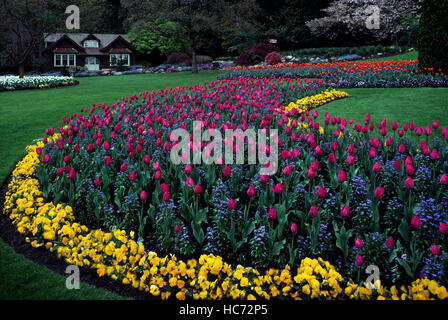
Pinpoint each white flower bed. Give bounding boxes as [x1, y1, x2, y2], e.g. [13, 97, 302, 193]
[0, 75, 75, 91]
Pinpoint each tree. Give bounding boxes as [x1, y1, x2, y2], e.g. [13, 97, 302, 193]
[305, 0, 421, 44]
[123, 0, 256, 74]
[418, 0, 448, 73]
[128, 19, 188, 64]
[0, 0, 55, 77]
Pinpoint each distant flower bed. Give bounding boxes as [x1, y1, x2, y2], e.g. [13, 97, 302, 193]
[219, 61, 448, 88]
[0, 75, 78, 91]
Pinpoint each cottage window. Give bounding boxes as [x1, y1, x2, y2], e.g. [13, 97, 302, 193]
[54, 54, 76, 67]
[84, 40, 99, 48]
[110, 54, 130, 66]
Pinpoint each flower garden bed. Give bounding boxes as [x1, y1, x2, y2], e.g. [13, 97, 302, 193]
[0, 76, 79, 91]
[2, 62, 448, 300]
[219, 60, 448, 88]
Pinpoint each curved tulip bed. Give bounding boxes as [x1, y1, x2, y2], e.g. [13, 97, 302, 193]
[219, 60, 448, 88]
[2, 64, 448, 300]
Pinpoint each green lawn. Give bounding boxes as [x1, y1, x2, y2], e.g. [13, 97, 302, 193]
[1, 62, 448, 300]
[364, 50, 418, 61]
[317, 87, 448, 129]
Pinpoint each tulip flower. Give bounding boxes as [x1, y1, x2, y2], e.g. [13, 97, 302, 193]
[260, 174, 269, 184]
[355, 238, 362, 249]
[268, 208, 277, 220]
[154, 170, 161, 180]
[94, 177, 101, 187]
[386, 238, 394, 249]
[404, 176, 414, 189]
[394, 160, 401, 171]
[228, 199, 236, 210]
[337, 170, 346, 183]
[439, 222, 447, 234]
[290, 223, 297, 233]
[411, 215, 422, 229]
[431, 245, 440, 256]
[283, 165, 292, 177]
[194, 184, 202, 194]
[317, 186, 326, 199]
[104, 156, 111, 166]
[247, 185, 255, 197]
[372, 162, 381, 173]
[175, 225, 180, 233]
[309, 206, 318, 218]
[340, 205, 350, 217]
[143, 154, 151, 164]
[347, 155, 355, 166]
[328, 153, 336, 164]
[223, 165, 231, 178]
[120, 163, 127, 172]
[440, 174, 447, 185]
[69, 169, 76, 180]
[355, 255, 363, 266]
[374, 187, 384, 200]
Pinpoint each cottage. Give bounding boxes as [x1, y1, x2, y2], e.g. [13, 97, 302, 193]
[43, 33, 135, 71]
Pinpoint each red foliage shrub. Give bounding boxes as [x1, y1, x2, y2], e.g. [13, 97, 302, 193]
[166, 52, 192, 66]
[236, 43, 279, 66]
[265, 52, 282, 65]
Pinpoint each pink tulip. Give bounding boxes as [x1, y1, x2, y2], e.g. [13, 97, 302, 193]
[309, 206, 318, 218]
[374, 187, 384, 200]
[372, 162, 381, 173]
[340, 205, 350, 217]
[411, 215, 422, 229]
[355, 238, 362, 249]
[223, 165, 231, 178]
[268, 208, 277, 220]
[439, 222, 447, 234]
[317, 186, 326, 199]
[337, 170, 346, 183]
[431, 245, 440, 256]
[290, 223, 297, 233]
[94, 177, 101, 187]
[404, 176, 414, 189]
[386, 238, 394, 249]
[228, 199, 236, 210]
[440, 174, 447, 185]
[247, 185, 255, 197]
[194, 184, 202, 194]
[356, 255, 363, 266]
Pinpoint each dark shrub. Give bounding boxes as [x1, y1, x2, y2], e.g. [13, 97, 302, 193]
[236, 42, 279, 66]
[418, 0, 448, 73]
[265, 52, 282, 65]
[166, 52, 192, 66]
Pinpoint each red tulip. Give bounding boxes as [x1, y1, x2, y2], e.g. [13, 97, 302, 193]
[356, 255, 363, 266]
[347, 155, 355, 166]
[432, 121, 439, 129]
[69, 169, 76, 180]
[42, 154, 50, 164]
[228, 199, 236, 210]
[223, 165, 231, 178]
[247, 185, 255, 197]
[439, 222, 447, 234]
[143, 154, 151, 164]
[162, 192, 171, 202]
[260, 174, 269, 184]
[404, 176, 414, 189]
[431, 245, 440, 256]
[120, 163, 127, 172]
[268, 208, 277, 220]
[186, 177, 194, 188]
[341, 205, 350, 217]
[398, 144, 405, 154]
[372, 162, 381, 173]
[386, 238, 394, 249]
[337, 170, 346, 183]
[194, 184, 202, 194]
[307, 167, 316, 180]
[317, 186, 326, 199]
[56, 167, 64, 176]
[140, 190, 147, 201]
[184, 164, 192, 175]
[290, 223, 297, 233]
[411, 215, 422, 229]
[328, 153, 336, 164]
[309, 206, 318, 218]
[394, 160, 401, 171]
[368, 147, 377, 158]
[154, 170, 161, 180]
[374, 187, 384, 200]
[355, 238, 362, 249]
[94, 177, 101, 187]
[175, 225, 180, 233]
[160, 183, 169, 193]
[283, 165, 292, 177]
[440, 174, 447, 185]
[129, 171, 136, 181]
[104, 156, 111, 166]
[430, 149, 439, 161]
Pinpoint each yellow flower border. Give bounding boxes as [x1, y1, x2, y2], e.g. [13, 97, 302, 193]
[2, 141, 448, 300]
